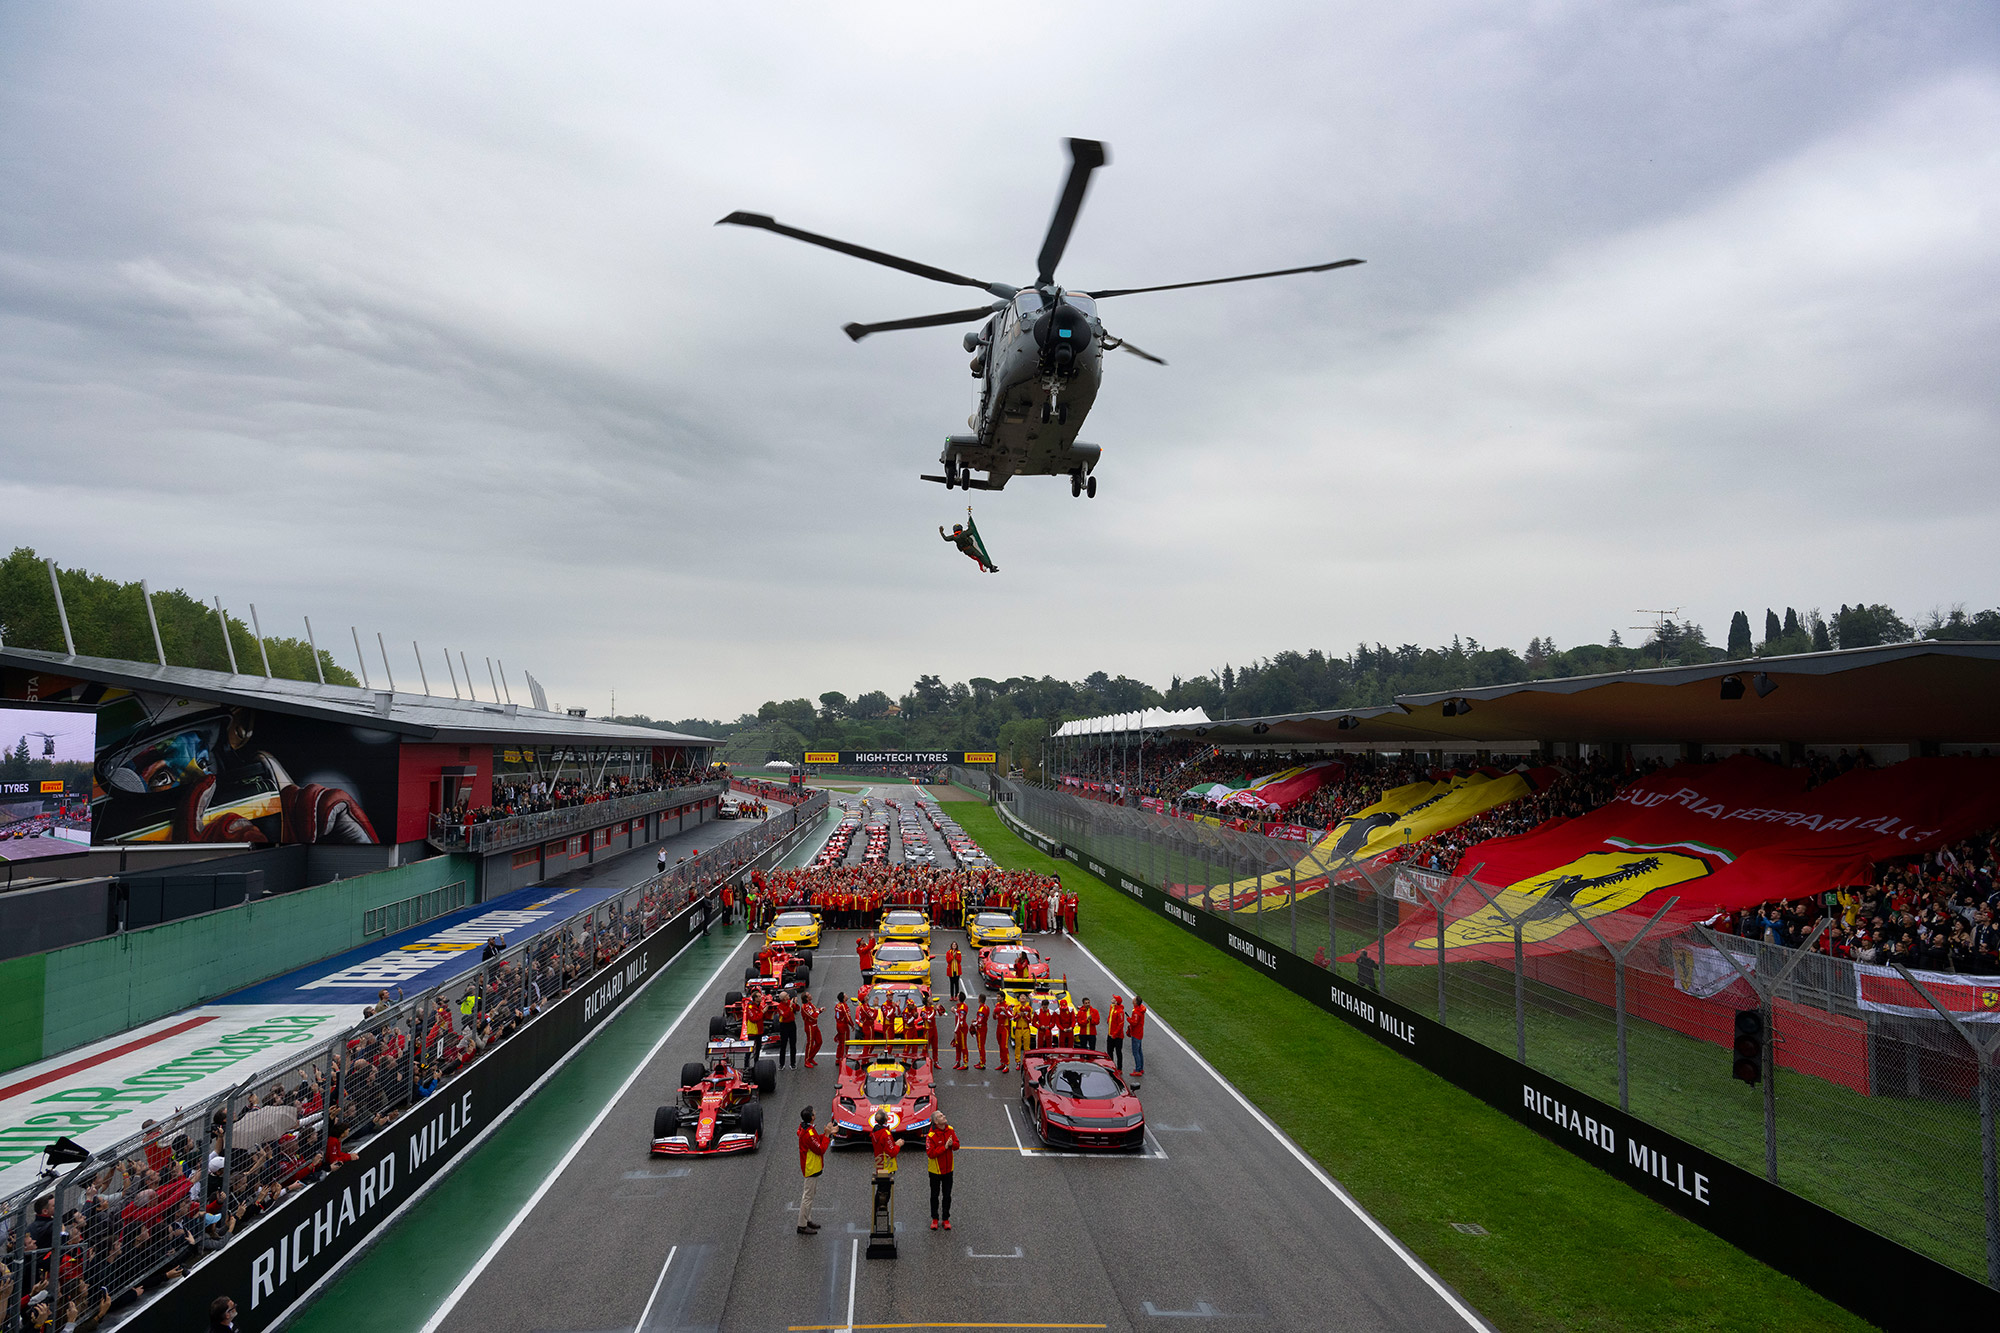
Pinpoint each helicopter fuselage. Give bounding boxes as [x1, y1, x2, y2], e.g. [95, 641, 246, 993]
[940, 289, 1103, 494]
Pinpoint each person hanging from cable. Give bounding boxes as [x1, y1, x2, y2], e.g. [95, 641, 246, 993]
[939, 507, 998, 573]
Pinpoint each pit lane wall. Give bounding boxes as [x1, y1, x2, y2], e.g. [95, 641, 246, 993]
[131, 888, 722, 1333]
[990, 795, 2000, 1330]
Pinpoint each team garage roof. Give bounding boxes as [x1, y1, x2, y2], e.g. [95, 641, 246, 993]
[1090, 641, 2000, 749]
[0, 645, 714, 749]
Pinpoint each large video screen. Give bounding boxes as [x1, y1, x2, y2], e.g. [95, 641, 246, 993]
[0, 701, 97, 865]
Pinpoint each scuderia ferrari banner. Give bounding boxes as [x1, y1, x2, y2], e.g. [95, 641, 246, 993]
[1367, 755, 2000, 966]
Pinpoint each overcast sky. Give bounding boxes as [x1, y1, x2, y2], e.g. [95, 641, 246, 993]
[3, 3, 1996, 721]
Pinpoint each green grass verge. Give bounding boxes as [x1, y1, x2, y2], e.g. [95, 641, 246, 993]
[949, 801, 1875, 1333]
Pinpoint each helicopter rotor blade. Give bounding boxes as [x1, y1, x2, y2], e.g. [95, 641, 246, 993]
[1085, 257, 1363, 299]
[843, 304, 1006, 342]
[716, 212, 1007, 294]
[1113, 339, 1166, 366]
[1035, 138, 1108, 287]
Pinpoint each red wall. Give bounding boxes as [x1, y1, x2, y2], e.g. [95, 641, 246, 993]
[395, 742, 492, 844]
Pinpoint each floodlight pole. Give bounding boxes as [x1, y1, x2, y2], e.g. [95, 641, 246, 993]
[45, 559, 76, 656]
[142, 579, 166, 666]
[498, 659, 513, 705]
[487, 657, 500, 703]
[249, 603, 273, 678]
[444, 647, 461, 698]
[413, 641, 430, 695]
[376, 632, 397, 693]
[214, 597, 239, 673]
[460, 651, 476, 701]
[352, 627, 371, 688]
[304, 616, 325, 684]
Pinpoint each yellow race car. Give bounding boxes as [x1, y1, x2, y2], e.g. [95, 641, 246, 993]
[966, 910, 1022, 949]
[870, 941, 933, 986]
[877, 908, 932, 946]
[765, 909, 822, 951]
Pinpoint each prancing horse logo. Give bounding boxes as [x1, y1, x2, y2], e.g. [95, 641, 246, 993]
[1417, 849, 1713, 952]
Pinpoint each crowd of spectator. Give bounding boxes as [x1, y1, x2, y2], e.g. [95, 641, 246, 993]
[450, 770, 705, 831]
[0, 796, 821, 1332]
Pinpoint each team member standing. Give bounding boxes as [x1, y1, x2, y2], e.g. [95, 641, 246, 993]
[1106, 995, 1126, 1071]
[774, 990, 800, 1069]
[796, 1107, 830, 1234]
[974, 996, 990, 1069]
[925, 1111, 960, 1230]
[945, 944, 963, 999]
[801, 993, 823, 1068]
[744, 992, 766, 1060]
[1078, 997, 1099, 1050]
[951, 997, 969, 1070]
[870, 1109, 901, 1219]
[995, 1000, 1013, 1072]
[833, 992, 851, 1068]
[1129, 996, 1148, 1080]
[857, 934, 876, 984]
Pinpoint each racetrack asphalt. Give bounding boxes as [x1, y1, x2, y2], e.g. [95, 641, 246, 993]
[411, 789, 1491, 1333]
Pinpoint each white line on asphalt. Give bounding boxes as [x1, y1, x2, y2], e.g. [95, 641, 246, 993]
[1065, 935, 1494, 1333]
[633, 1243, 677, 1331]
[843, 1236, 859, 1333]
[415, 933, 751, 1333]
[1003, 1100, 1028, 1155]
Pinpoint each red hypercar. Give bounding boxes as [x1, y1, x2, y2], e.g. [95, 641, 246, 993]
[1019, 1047, 1146, 1152]
[652, 1058, 775, 1155]
[829, 1038, 937, 1145]
[978, 944, 1049, 990]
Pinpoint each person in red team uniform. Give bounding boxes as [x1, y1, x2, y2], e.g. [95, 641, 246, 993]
[925, 1111, 960, 1230]
[856, 934, 876, 983]
[945, 944, 963, 999]
[951, 997, 969, 1070]
[797, 1107, 830, 1234]
[801, 993, 823, 1068]
[1106, 996, 1126, 1071]
[1078, 997, 1100, 1051]
[995, 1001, 1013, 1072]
[833, 992, 851, 1067]
[1129, 996, 1148, 1080]
[973, 996, 990, 1069]
[1033, 1000, 1056, 1051]
[925, 999, 942, 1067]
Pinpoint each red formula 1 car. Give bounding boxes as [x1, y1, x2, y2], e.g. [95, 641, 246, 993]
[978, 944, 1050, 990]
[829, 1038, 937, 1145]
[652, 1057, 775, 1155]
[744, 944, 812, 995]
[1019, 1047, 1146, 1152]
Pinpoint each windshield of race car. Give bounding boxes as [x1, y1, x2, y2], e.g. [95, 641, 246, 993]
[876, 943, 926, 962]
[885, 911, 925, 926]
[772, 912, 814, 930]
[864, 1066, 908, 1101]
[974, 913, 1014, 930]
[989, 947, 1028, 967]
[1049, 1062, 1124, 1099]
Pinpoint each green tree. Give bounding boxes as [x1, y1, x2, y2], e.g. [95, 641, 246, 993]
[1831, 603, 1912, 649]
[1763, 609, 1781, 645]
[1727, 611, 1753, 658]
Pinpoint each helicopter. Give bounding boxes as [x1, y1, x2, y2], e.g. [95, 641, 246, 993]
[718, 138, 1362, 498]
[26, 732, 65, 758]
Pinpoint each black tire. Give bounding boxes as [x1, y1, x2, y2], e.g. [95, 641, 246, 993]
[680, 1061, 706, 1089]
[753, 1059, 777, 1094]
[1070, 472, 1081, 497]
[1086, 475, 1096, 498]
[708, 1015, 728, 1038]
[725, 990, 742, 1008]
[653, 1105, 680, 1139]
[794, 965, 813, 991]
[744, 967, 760, 984]
[738, 1101, 764, 1145]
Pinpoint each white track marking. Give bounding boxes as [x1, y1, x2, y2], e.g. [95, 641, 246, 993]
[416, 933, 751, 1333]
[1003, 1100, 1028, 1155]
[1066, 935, 1493, 1333]
[843, 1236, 859, 1333]
[633, 1243, 677, 1331]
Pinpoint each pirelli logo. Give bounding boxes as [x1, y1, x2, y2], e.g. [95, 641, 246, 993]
[963, 752, 997, 765]
[39, 780, 64, 794]
[804, 752, 840, 765]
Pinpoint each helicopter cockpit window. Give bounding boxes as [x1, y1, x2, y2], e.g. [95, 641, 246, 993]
[1062, 294, 1097, 316]
[1012, 291, 1044, 316]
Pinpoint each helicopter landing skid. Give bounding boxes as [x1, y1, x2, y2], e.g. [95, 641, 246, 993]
[920, 473, 996, 490]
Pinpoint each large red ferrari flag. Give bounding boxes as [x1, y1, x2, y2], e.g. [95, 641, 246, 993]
[1368, 755, 2000, 966]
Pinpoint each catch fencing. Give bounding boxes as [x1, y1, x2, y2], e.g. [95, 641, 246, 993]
[0, 791, 825, 1333]
[997, 777, 1999, 1293]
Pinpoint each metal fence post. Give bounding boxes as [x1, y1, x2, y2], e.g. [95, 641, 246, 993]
[1288, 867, 1297, 954]
[1891, 964, 2000, 1288]
[1513, 918, 1527, 1065]
[1567, 896, 1679, 1114]
[1698, 920, 1826, 1186]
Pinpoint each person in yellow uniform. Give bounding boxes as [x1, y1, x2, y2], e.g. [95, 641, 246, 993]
[796, 1107, 830, 1235]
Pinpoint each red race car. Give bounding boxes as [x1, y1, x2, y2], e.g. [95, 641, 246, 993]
[978, 944, 1049, 990]
[744, 944, 812, 995]
[652, 1057, 775, 1155]
[1019, 1047, 1146, 1152]
[829, 1038, 937, 1145]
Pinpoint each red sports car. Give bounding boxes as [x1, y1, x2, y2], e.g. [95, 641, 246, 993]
[1019, 1047, 1146, 1152]
[978, 944, 1049, 990]
[744, 944, 812, 994]
[652, 1058, 775, 1155]
[829, 1038, 937, 1144]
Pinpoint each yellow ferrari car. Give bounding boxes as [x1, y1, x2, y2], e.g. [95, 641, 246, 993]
[877, 908, 931, 946]
[966, 910, 1022, 948]
[997, 974, 1073, 1029]
[765, 909, 822, 951]
[870, 941, 933, 986]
